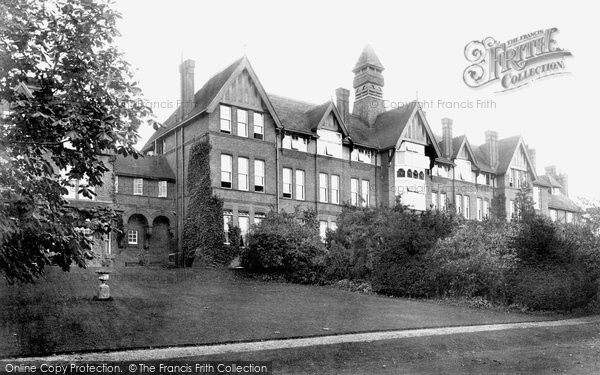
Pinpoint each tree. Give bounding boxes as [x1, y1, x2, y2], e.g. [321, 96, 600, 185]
[514, 184, 536, 223]
[0, 0, 154, 283]
[491, 192, 507, 222]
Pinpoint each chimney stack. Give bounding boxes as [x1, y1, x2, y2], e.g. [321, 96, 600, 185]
[335, 88, 350, 123]
[485, 130, 499, 168]
[441, 118, 453, 158]
[545, 165, 557, 176]
[545, 166, 569, 196]
[179, 59, 195, 120]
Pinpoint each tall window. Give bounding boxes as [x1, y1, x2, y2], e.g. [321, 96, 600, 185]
[253, 113, 264, 139]
[533, 186, 540, 209]
[282, 168, 292, 198]
[133, 178, 143, 195]
[464, 195, 470, 219]
[331, 175, 340, 204]
[477, 197, 482, 221]
[319, 173, 328, 203]
[127, 230, 138, 245]
[158, 181, 167, 198]
[223, 211, 232, 243]
[221, 154, 232, 188]
[432, 192, 438, 210]
[238, 157, 249, 191]
[566, 212, 574, 223]
[440, 193, 447, 211]
[239, 213, 250, 247]
[455, 194, 462, 215]
[254, 160, 265, 192]
[296, 170, 305, 200]
[114, 175, 119, 193]
[237, 109, 248, 137]
[361, 180, 370, 207]
[319, 221, 328, 241]
[550, 209, 557, 222]
[220, 105, 231, 133]
[484, 200, 490, 219]
[351, 178, 359, 206]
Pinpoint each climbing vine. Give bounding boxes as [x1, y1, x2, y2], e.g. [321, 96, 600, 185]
[182, 140, 224, 266]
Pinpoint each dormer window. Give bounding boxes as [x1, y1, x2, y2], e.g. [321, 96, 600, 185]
[317, 129, 342, 158]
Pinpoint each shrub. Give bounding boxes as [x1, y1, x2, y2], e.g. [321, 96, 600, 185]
[241, 208, 327, 284]
[509, 264, 596, 311]
[428, 221, 518, 301]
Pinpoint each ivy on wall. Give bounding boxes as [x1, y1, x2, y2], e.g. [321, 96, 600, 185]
[182, 140, 224, 266]
[491, 192, 507, 222]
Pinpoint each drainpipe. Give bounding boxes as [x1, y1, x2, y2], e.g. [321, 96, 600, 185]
[275, 129, 281, 211]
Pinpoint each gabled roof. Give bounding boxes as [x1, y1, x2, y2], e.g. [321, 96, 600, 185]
[371, 101, 418, 149]
[353, 44, 385, 73]
[142, 56, 283, 152]
[114, 155, 175, 180]
[548, 194, 583, 213]
[268, 94, 321, 136]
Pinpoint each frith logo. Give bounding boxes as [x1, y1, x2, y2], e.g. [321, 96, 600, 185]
[463, 28, 573, 92]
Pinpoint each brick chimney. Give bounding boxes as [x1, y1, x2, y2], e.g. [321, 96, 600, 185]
[335, 88, 350, 123]
[352, 45, 385, 126]
[179, 59, 195, 120]
[441, 118, 453, 158]
[545, 165, 569, 196]
[485, 130, 499, 168]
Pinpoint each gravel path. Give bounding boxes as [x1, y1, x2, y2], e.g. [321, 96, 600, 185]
[2, 317, 597, 362]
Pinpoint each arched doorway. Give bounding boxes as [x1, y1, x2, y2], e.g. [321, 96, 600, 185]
[121, 213, 148, 265]
[149, 216, 172, 264]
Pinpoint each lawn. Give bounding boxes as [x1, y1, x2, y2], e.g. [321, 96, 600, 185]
[0, 266, 548, 358]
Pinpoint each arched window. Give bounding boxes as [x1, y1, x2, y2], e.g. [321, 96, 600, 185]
[407, 169, 412, 178]
[419, 171, 424, 180]
[413, 170, 419, 179]
[397, 168, 405, 178]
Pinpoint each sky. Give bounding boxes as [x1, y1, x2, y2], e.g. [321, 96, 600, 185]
[112, 0, 599, 200]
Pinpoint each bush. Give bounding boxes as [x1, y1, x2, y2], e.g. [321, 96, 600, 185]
[240, 208, 327, 284]
[509, 265, 596, 311]
[428, 221, 518, 301]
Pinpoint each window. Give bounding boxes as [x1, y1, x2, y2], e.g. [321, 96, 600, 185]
[484, 200, 490, 219]
[329, 221, 337, 232]
[223, 211, 233, 243]
[239, 213, 250, 247]
[221, 154, 232, 188]
[331, 175, 340, 204]
[456, 194, 462, 215]
[133, 178, 143, 195]
[254, 160, 265, 192]
[397, 168, 405, 178]
[237, 109, 248, 137]
[295, 170, 305, 200]
[114, 175, 119, 193]
[566, 212, 574, 223]
[253, 113, 264, 139]
[238, 157, 249, 191]
[477, 198, 482, 221]
[407, 170, 413, 178]
[254, 213, 265, 225]
[358, 149, 372, 163]
[361, 180, 370, 207]
[317, 129, 342, 158]
[440, 193, 447, 211]
[351, 178, 359, 206]
[127, 230, 138, 245]
[550, 209, 557, 222]
[533, 186, 540, 209]
[220, 105, 231, 133]
[319, 220, 328, 241]
[158, 181, 167, 197]
[319, 173, 328, 203]
[432, 192, 438, 210]
[510, 200, 516, 220]
[419, 171, 424, 180]
[463, 195, 470, 219]
[282, 168, 292, 198]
